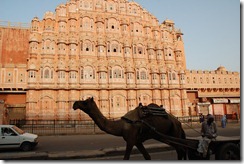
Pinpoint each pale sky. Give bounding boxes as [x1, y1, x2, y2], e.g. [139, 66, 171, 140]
[0, 0, 241, 72]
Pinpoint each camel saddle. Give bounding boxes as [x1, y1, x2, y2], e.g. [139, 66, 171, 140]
[122, 104, 168, 123]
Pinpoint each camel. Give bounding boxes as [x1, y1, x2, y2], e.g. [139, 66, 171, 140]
[73, 97, 187, 160]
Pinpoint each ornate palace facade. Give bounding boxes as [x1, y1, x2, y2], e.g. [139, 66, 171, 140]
[0, 0, 240, 122]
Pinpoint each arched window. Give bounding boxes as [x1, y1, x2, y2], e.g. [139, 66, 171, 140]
[83, 17, 92, 30]
[138, 47, 143, 54]
[58, 43, 66, 54]
[193, 77, 197, 83]
[137, 44, 144, 55]
[111, 41, 119, 54]
[168, 72, 177, 81]
[140, 71, 147, 79]
[29, 71, 35, 78]
[133, 46, 137, 54]
[83, 40, 92, 52]
[168, 73, 172, 80]
[137, 69, 148, 80]
[69, 71, 77, 79]
[44, 69, 50, 78]
[58, 71, 65, 79]
[42, 67, 53, 79]
[172, 73, 176, 80]
[107, 18, 117, 31]
[110, 66, 124, 79]
[83, 66, 95, 79]
[113, 69, 121, 78]
[80, 68, 84, 79]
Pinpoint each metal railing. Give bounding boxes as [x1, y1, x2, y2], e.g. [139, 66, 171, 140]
[9, 119, 103, 135]
[9, 115, 239, 136]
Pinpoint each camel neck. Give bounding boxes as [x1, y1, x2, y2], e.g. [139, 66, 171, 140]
[88, 105, 123, 136]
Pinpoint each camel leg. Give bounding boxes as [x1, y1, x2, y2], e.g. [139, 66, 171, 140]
[136, 143, 151, 160]
[175, 146, 187, 160]
[123, 142, 133, 160]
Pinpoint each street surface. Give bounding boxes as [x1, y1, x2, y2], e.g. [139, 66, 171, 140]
[0, 123, 240, 160]
[79, 124, 240, 160]
[83, 150, 218, 160]
[82, 150, 215, 160]
[36, 123, 240, 153]
[83, 150, 179, 160]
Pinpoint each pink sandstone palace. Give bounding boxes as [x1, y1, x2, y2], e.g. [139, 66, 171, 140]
[0, 0, 240, 123]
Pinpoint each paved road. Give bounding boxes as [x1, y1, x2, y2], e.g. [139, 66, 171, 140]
[36, 123, 240, 153]
[83, 150, 219, 160]
[0, 122, 240, 153]
[0, 122, 240, 160]
[83, 150, 179, 160]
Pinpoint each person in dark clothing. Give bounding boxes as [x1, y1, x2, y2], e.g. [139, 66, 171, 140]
[197, 114, 217, 157]
[199, 113, 204, 123]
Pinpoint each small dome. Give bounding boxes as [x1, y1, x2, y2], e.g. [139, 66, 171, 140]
[32, 17, 39, 22]
[43, 11, 55, 20]
[217, 66, 226, 71]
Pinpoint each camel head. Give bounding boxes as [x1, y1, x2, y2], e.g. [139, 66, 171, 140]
[73, 97, 95, 114]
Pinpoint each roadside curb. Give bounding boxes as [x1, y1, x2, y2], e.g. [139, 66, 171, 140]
[0, 143, 173, 160]
[0, 152, 48, 160]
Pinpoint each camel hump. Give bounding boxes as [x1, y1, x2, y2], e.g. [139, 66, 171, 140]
[122, 104, 168, 123]
[122, 107, 142, 122]
[148, 103, 160, 108]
